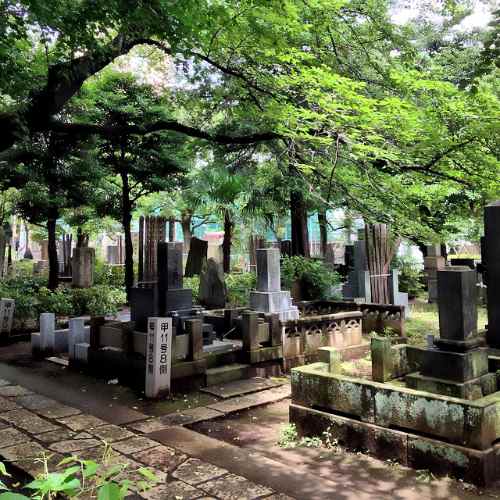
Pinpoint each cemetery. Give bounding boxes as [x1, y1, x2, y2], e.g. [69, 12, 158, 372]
[0, 1, 498, 499]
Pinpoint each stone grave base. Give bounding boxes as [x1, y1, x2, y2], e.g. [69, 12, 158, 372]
[290, 403, 498, 486]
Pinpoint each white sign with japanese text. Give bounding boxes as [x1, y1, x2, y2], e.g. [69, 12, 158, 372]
[145, 317, 173, 398]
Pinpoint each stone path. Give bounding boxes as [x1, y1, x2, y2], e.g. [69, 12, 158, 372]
[0, 378, 292, 500]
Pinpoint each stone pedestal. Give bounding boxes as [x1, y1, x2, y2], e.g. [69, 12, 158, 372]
[0, 298, 14, 338]
[485, 201, 500, 347]
[249, 248, 299, 321]
[72, 247, 95, 288]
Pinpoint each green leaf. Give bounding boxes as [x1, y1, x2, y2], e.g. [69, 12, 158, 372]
[0, 493, 30, 500]
[0, 464, 10, 478]
[98, 482, 123, 500]
[137, 468, 159, 483]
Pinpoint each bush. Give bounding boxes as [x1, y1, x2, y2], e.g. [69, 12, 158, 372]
[36, 287, 74, 317]
[94, 261, 125, 288]
[281, 256, 340, 300]
[226, 272, 256, 306]
[183, 276, 200, 303]
[392, 256, 424, 299]
[71, 285, 126, 317]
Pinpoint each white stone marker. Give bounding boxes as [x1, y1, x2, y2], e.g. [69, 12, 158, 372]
[68, 318, 85, 360]
[40, 313, 55, 351]
[145, 317, 173, 398]
[0, 298, 15, 337]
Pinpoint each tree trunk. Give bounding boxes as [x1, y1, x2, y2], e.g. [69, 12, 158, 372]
[0, 227, 6, 278]
[290, 190, 310, 257]
[318, 210, 328, 257]
[47, 212, 59, 290]
[121, 172, 134, 301]
[181, 211, 193, 253]
[222, 210, 233, 273]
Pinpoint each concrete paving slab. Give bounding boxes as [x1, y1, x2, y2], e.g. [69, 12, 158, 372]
[0, 408, 59, 434]
[37, 404, 81, 419]
[49, 438, 102, 453]
[128, 419, 171, 434]
[0, 385, 33, 397]
[201, 377, 283, 399]
[172, 458, 229, 486]
[57, 413, 107, 431]
[111, 436, 159, 455]
[201, 473, 274, 500]
[139, 481, 205, 500]
[158, 407, 224, 427]
[134, 445, 187, 472]
[0, 427, 27, 449]
[15, 394, 58, 410]
[34, 428, 89, 444]
[0, 395, 21, 412]
[206, 397, 258, 415]
[89, 424, 135, 443]
[1, 441, 47, 461]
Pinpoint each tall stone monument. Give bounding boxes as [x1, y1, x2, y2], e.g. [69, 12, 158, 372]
[130, 242, 193, 331]
[406, 268, 494, 399]
[72, 247, 95, 288]
[484, 201, 500, 347]
[249, 248, 299, 320]
[424, 244, 446, 303]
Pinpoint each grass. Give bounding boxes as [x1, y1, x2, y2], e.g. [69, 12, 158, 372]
[406, 301, 488, 346]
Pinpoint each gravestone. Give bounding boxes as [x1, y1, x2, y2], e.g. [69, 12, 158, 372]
[406, 268, 493, 399]
[279, 240, 292, 258]
[0, 298, 14, 339]
[388, 270, 409, 318]
[199, 258, 227, 309]
[130, 242, 193, 330]
[106, 246, 120, 265]
[72, 247, 95, 288]
[207, 244, 223, 266]
[68, 317, 89, 361]
[249, 248, 299, 320]
[342, 239, 371, 301]
[484, 201, 500, 348]
[424, 245, 446, 303]
[185, 237, 208, 277]
[40, 312, 55, 352]
[145, 317, 172, 398]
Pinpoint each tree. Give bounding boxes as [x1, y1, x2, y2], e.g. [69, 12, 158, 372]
[76, 71, 186, 296]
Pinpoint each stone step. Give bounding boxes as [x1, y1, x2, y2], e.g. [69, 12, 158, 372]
[205, 363, 250, 386]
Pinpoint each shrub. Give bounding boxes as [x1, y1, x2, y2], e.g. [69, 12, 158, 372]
[36, 287, 74, 317]
[71, 286, 126, 317]
[391, 256, 424, 299]
[281, 256, 341, 300]
[94, 261, 125, 288]
[183, 276, 200, 303]
[226, 272, 256, 306]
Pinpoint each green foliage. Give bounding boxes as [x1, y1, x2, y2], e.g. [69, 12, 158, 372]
[281, 256, 340, 300]
[392, 256, 425, 299]
[183, 276, 200, 303]
[36, 287, 74, 317]
[226, 272, 257, 307]
[94, 262, 126, 288]
[277, 423, 322, 449]
[71, 286, 126, 316]
[0, 446, 159, 499]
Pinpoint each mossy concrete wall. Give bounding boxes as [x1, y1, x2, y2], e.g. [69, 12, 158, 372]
[291, 363, 500, 450]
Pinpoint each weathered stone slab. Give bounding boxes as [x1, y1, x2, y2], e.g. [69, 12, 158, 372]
[158, 407, 224, 427]
[34, 429, 89, 444]
[13, 452, 64, 477]
[15, 394, 58, 410]
[0, 385, 33, 397]
[140, 481, 205, 500]
[134, 445, 187, 472]
[0, 427, 27, 449]
[127, 419, 170, 434]
[172, 458, 228, 485]
[0, 396, 20, 412]
[201, 473, 273, 500]
[57, 414, 107, 431]
[89, 424, 135, 443]
[200, 377, 283, 399]
[37, 404, 81, 419]
[1, 441, 47, 461]
[206, 397, 257, 415]
[49, 438, 101, 453]
[111, 436, 158, 455]
[0, 408, 59, 434]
